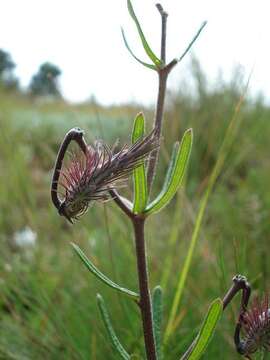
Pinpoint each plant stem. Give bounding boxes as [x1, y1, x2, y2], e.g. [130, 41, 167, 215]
[156, 4, 168, 64]
[147, 5, 169, 195]
[222, 275, 251, 311]
[222, 275, 251, 354]
[152, 70, 168, 144]
[133, 216, 157, 360]
[133, 6, 170, 358]
[109, 189, 133, 218]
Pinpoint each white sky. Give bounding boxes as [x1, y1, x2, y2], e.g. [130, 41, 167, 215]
[0, 0, 269, 105]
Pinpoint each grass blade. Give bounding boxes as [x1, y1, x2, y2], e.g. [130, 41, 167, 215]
[132, 112, 148, 213]
[180, 299, 222, 360]
[152, 286, 164, 360]
[160, 193, 183, 290]
[127, 0, 162, 67]
[97, 294, 131, 360]
[164, 82, 249, 343]
[145, 128, 193, 215]
[71, 243, 139, 299]
[121, 28, 157, 70]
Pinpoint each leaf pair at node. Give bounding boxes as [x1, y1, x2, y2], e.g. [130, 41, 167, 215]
[122, 0, 207, 71]
[132, 112, 193, 216]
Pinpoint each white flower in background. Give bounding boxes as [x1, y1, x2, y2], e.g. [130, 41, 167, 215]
[14, 227, 37, 247]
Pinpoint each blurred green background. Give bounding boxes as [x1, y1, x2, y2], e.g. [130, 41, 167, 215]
[1, 58, 270, 359]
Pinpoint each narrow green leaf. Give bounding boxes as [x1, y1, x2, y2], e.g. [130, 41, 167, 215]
[121, 28, 157, 70]
[131, 112, 145, 143]
[97, 294, 131, 360]
[145, 128, 193, 215]
[152, 286, 163, 360]
[132, 113, 148, 213]
[127, 0, 162, 67]
[71, 243, 139, 299]
[180, 299, 222, 360]
[177, 22, 207, 63]
[160, 142, 179, 191]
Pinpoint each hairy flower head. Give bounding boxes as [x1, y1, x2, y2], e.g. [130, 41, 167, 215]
[56, 131, 158, 222]
[237, 295, 270, 359]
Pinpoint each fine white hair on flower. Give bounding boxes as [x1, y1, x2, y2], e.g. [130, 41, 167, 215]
[259, 308, 270, 322]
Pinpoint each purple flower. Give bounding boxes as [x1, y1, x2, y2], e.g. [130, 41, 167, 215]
[237, 295, 270, 358]
[54, 130, 158, 222]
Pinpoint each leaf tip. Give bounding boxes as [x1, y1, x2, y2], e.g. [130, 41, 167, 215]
[127, 0, 133, 14]
[202, 20, 208, 27]
[216, 297, 223, 306]
[185, 128, 194, 142]
[153, 285, 163, 297]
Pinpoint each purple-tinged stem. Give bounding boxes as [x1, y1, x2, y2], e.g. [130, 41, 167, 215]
[222, 275, 251, 312]
[133, 216, 157, 360]
[222, 275, 251, 354]
[147, 4, 170, 196]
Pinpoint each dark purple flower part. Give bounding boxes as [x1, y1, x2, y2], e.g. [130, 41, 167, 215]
[238, 295, 270, 359]
[58, 132, 158, 222]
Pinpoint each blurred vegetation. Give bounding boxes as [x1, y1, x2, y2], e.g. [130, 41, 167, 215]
[1, 62, 270, 359]
[0, 49, 18, 91]
[0, 48, 61, 98]
[29, 62, 62, 98]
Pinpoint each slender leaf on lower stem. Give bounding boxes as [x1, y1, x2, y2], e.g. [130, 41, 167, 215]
[121, 29, 157, 71]
[132, 113, 148, 213]
[180, 299, 222, 360]
[71, 243, 139, 299]
[145, 128, 193, 215]
[97, 294, 131, 360]
[127, 0, 162, 68]
[152, 286, 164, 360]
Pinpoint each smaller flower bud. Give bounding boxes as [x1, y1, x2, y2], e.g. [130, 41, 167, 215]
[237, 295, 270, 358]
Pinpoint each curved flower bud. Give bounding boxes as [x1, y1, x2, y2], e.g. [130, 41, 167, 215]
[55, 131, 159, 222]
